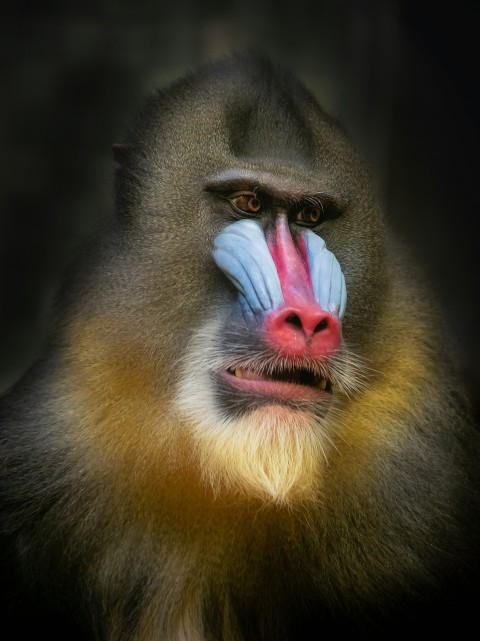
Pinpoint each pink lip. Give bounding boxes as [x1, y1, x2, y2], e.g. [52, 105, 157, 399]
[221, 369, 329, 402]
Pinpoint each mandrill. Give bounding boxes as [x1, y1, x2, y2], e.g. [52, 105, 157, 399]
[1, 53, 479, 640]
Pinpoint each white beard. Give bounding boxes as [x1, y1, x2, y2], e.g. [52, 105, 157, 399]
[173, 320, 339, 505]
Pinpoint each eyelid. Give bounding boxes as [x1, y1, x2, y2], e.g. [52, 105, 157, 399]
[228, 189, 260, 199]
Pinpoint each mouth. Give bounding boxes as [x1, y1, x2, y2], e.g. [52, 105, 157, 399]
[221, 361, 332, 401]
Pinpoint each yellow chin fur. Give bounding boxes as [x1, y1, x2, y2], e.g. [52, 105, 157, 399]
[172, 319, 336, 505]
[188, 405, 327, 504]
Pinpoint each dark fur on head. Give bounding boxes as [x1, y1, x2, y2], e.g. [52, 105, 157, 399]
[1, 52, 480, 640]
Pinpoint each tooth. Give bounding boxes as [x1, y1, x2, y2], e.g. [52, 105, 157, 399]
[234, 368, 243, 379]
[319, 378, 327, 391]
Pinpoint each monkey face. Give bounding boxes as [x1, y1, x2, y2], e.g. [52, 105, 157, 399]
[112, 56, 388, 504]
[173, 173, 368, 504]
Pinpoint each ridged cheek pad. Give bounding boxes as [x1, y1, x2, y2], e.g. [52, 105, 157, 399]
[212, 218, 347, 323]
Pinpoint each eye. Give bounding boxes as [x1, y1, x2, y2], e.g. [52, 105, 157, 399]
[294, 205, 323, 227]
[229, 192, 263, 215]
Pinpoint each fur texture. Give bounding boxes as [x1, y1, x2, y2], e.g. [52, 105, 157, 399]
[1, 53, 479, 640]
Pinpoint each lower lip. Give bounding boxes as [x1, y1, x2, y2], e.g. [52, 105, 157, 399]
[220, 370, 329, 402]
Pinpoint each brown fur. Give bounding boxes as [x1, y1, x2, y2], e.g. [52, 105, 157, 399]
[1, 53, 479, 640]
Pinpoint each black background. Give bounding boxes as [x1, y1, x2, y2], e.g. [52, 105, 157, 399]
[0, 1, 479, 415]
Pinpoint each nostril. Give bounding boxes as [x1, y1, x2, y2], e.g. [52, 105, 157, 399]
[284, 312, 329, 335]
[265, 304, 342, 357]
[285, 313, 303, 329]
[313, 318, 328, 333]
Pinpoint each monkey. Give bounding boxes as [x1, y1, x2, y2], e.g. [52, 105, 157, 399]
[1, 52, 479, 640]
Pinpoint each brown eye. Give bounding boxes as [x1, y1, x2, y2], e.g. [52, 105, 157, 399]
[230, 192, 263, 215]
[295, 206, 323, 226]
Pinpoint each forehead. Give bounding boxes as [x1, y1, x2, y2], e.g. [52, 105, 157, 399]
[222, 76, 319, 166]
[172, 56, 336, 169]
[144, 57, 350, 190]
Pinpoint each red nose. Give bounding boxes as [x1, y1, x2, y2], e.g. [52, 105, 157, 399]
[264, 215, 342, 358]
[265, 303, 341, 357]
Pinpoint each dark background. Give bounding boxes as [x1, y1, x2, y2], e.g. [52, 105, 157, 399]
[1, 1, 479, 415]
